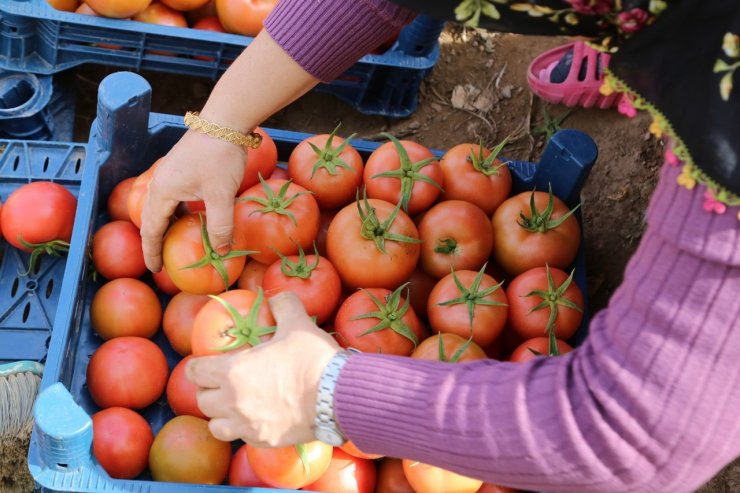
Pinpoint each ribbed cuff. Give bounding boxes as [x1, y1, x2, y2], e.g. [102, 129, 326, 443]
[263, 0, 417, 83]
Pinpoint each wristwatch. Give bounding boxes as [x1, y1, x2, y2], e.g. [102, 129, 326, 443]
[313, 349, 356, 446]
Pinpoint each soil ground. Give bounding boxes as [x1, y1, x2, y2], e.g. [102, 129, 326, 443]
[2, 25, 736, 493]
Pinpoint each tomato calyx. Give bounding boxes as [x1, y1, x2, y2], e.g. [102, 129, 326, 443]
[436, 264, 507, 328]
[208, 287, 276, 352]
[308, 123, 358, 178]
[371, 133, 442, 213]
[517, 184, 581, 233]
[356, 191, 421, 254]
[240, 175, 312, 226]
[19, 237, 70, 276]
[181, 214, 257, 290]
[434, 238, 460, 255]
[523, 264, 582, 335]
[436, 333, 474, 363]
[295, 443, 310, 474]
[274, 243, 319, 280]
[352, 283, 419, 348]
[527, 330, 562, 357]
[468, 138, 509, 177]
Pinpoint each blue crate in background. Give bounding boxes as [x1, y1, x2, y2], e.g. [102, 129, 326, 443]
[0, 0, 445, 117]
[0, 70, 75, 141]
[29, 72, 597, 492]
[0, 138, 85, 364]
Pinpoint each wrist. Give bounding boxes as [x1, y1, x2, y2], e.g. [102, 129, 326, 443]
[312, 348, 355, 446]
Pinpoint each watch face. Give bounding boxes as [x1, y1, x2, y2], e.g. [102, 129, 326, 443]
[315, 427, 345, 447]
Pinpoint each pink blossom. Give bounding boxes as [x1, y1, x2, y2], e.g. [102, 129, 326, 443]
[565, 0, 613, 15]
[618, 8, 649, 34]
[617, 95, 637, 118]
[703, 191, 727, 214]
[664, 148, 681, 166]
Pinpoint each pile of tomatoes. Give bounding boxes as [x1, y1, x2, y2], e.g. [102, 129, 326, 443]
[82, 124, 585, 493]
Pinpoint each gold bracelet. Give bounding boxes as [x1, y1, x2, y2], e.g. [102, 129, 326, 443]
[184, 111, 262, 149]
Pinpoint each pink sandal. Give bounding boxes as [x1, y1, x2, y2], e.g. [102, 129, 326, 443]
[527, 41, 620, 109]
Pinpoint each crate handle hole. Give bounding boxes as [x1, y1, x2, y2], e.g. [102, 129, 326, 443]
[42, 157, 49, 173]
[25, 280, 37, 291]
[12, 155, 19, 171]
[75, 158, 82, 174]
[9, 27, 18, 34]
[45, 278, 54, 299]
[22, 301, 30, 323]
[10, 277, 19, 297]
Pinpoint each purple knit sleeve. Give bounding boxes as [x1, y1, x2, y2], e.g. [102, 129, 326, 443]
[263, 0, 417, 83]
[334, 162, 740, 493]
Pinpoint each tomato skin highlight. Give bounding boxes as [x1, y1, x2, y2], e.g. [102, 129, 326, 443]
[247, 441, 333, 489]
[92, 407, 153, 479]
[92, 221, 147, 280]
[90, 278, 162, 340]
[304, 448, 377, 493]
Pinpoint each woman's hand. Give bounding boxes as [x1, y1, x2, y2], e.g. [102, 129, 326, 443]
[185, 292, 341, 447]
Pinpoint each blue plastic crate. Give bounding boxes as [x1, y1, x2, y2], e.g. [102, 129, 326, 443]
[0, 0, 445, 117]
[29, 71, 597, 492]
[0, 69, 75, 141]
[0, 138, 86, 364]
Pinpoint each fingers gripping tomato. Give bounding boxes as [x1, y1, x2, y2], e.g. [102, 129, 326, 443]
[128, 159, 161, 229]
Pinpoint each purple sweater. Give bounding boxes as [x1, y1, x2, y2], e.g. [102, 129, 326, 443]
[265, 2, 740, 491]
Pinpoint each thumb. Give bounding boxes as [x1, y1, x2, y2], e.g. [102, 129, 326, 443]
[267, 292, 314, 338]
[203, 189, 236, 255]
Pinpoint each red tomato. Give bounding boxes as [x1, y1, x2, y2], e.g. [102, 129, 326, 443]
[237, 258, 268, 291]
[315, 210, 335, 258]
[229, 444, 269, 487]
[107, 177, 136, 222]
[1, 181, 76, 252]
[405, 268, 437, 320]
[411, 333, 487, 362]
[152, 265, 181, 295]
[161, 0, 210, 10]
[364, 136, 443, 215]
[270, 166, 290, 180]
[191, 289, 275, 355]
[215, 0, 278, 36]
[84, 0, 150, 17]
[506, 266, 584, 341]
[133, 2, 187, 26]
[477, 483, 521, 493]
[334, 286, 424, 356]
[163, 292, 210, 356]
[288, 126, 364, 210]
[90, 278, 162, 340]
[92, 407, 153, 479]
[377, 458, 415, 493]
[439, 142, 512, 216]
[341, 440, 384, 461]
[149, 415, 232, 484]
[427, 268, 508, 348]
[418, 201, 493, 279]
[509, 336, 573, 362]
[163, 213, 248, 294]
[402, 460, 482, 493]
[304, 448, 377, 493]
[166, 355, 206, 418]
[87, 337, 168, 409]
[48, 0, 79, 12]
[127, 160, 160, 229]
[92, 221, 147, 280]
[247, 442, 333, 489]
[327, 197, 420, 290]
[262, 248, 342, 324]
[492, 189, 580, 276]
[233, 178, 320, 265]
[239, 128, 278, 194]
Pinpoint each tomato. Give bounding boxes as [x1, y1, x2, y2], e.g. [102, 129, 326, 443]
[377, 459, 415, 493]
[107, 177, 136, 221]
[411, 333, 487, 362]
[92, 221, 147, 280]
[1, 181, 76, 253]
[84, 0, 150, 17]
[239, 127, 278, 194]
[427, 268, 508, 348]
[341, 440, 383, 461]
[191, 288, 275, 355]
[270, 166, 290, 180]
[509, 336, 573, 362]
[237, 258, 268, 291]
[163, 213, 249, 295]
[327, 197, 420, 290]
[185, 0, 216, 22]
[334, 285, 424, 356]
[247, 441, 333, 489]
[133, 2, 187, 26]
[314, 210, 335, 258]
[492, 189, 580, 276]
[233, 178, 320, 265]
[152, 265, 181, 295]
[161, 0, 210, 11]
[402, 460, 482, 493]
[48, 0, 79, 11]
[166, 355, 207, 419]
[92, 407, 152, 479]
[439, 142, 512, 216]
[215, 0, 278, 36]
[304, 448, 377, 493]
[262, 247, 342, 324]
[364, 136, 443, 215]
[418, 201, 493, 279]
[163, 292, 210, 356]
[477, 483, 520, 493]
[128, 159, 160, 229]
[506, 266, 584, 341]
[90, 278, 162, 340]
[87, 337, 168, 409]
[404, 269, 437, 320]
[288, 125, 364, 210]
[149, 415, 232, 484]
[229, 444, 269, 487]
